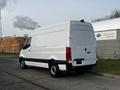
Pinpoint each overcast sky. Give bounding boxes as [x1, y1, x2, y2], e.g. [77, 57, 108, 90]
[1, 0, 120, 37]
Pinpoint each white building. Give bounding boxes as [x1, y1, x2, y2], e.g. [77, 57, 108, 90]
[92, 18, 120, 59]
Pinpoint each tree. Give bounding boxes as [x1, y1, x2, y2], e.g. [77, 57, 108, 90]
[110, 9, 120, 19]
[92, 9, 120, 22]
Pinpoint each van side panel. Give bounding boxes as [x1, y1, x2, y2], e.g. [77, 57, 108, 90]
[31, 24, 69, 61]
[30, 30, 45, 59]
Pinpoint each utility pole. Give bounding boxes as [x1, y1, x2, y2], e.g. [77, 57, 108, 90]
[0, 9, 2, 38]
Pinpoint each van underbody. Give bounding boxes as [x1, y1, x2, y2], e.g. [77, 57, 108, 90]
[20, 57, 96, 71]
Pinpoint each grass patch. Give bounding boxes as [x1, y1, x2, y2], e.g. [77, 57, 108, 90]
[95, 59, 120, 75]
[0, 52, 19, 57]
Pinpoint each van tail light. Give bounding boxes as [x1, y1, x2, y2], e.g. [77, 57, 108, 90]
[66, 47, 72, 63]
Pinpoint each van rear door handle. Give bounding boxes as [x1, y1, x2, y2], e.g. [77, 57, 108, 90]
[87, 52, 91, 54]
[28, 50, 31, 52]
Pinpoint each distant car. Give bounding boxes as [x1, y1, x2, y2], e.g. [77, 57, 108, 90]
[19, 20, 96, 77]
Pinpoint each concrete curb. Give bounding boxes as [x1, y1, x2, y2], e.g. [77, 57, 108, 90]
[89, 70, 120, 79]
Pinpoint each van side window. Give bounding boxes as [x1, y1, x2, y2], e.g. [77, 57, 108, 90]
[23, 37, 31, 49]
[27, 37, 31, 46]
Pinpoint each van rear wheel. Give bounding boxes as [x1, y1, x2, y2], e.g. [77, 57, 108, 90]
[49, 63, 60, 77]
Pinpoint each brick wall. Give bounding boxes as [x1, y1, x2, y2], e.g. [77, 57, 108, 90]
[0, 37, 26, 53]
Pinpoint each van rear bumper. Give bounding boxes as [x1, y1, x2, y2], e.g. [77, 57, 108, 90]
[58, 61, 96, 71]
[66, 63, 96, 71]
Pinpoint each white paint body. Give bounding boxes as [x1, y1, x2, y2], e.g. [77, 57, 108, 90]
[19, 20, 96, 71]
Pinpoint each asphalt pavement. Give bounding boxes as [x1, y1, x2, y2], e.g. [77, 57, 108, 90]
[0, 56, 120, 90]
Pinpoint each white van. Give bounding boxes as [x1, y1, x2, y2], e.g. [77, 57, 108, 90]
[19, 20, 96, 77]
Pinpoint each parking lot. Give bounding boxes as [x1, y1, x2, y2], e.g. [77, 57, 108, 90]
[0, 57, 120, 90]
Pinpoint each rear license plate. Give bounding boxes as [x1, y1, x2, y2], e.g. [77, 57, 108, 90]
[76, 60, 82, 64]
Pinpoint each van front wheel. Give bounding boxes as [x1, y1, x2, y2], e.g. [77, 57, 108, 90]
[49, 63, 60, 77]
[20, 60, 27, 69]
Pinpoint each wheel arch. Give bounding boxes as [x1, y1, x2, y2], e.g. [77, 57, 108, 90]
[19, 57, 25, 62]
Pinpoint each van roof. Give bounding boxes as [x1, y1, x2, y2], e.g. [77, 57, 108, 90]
[29, 20, 91, 36]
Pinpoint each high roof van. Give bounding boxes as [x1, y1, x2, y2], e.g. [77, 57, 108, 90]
[19, 20, 96, 77]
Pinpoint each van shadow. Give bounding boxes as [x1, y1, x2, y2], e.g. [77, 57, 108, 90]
[27, 66, 88, 78]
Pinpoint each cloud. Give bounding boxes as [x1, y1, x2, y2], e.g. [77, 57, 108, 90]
[0, 0, 7, 9]
[13, 16, 40, 30]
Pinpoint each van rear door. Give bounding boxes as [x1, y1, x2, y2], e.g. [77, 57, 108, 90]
[70, 22, 96, 66]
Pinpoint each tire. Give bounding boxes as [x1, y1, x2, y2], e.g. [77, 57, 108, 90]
[49, 62, 60, 77]
[19, 59, 27, 69]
